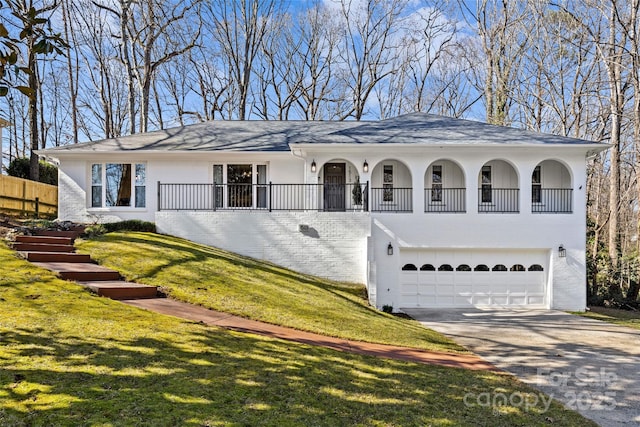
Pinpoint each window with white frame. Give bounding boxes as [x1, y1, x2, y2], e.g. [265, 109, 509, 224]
[532, 165, 542, 203]
[383, 164, 393, 202]
[91, 163, 146, 208]
[431, 165, 443, 202]
[213, 163, 268, 208]
[481, 165, 492, 203]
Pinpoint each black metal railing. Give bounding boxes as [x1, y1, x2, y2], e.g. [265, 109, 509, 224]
[478, 188, 519, 213]
[370, 187, 413, 212]
[158, 182, 369, 212]
[424, 188, 466, 213]
[532, 188, 573, 213]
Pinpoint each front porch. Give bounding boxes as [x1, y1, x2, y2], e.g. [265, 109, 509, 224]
[158, 181, 572, 215]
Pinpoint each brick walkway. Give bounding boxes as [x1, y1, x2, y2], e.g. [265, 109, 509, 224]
[123, 298, 499, 372]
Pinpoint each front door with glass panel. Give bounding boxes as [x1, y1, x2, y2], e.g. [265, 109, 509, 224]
[324, 163, 345, 211]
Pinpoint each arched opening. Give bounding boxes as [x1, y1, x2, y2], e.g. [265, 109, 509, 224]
[420, 264, 436, 271]
[424, 160, 466, 213]
[478, 160, 519, 213]
[531, 160, 573, 213]
[370, 160, 413, 212]
[318, 160, 362, 211]
[402, 263, 418, 271]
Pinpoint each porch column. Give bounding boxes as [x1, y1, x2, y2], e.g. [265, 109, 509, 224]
[411, 164, 424, 214]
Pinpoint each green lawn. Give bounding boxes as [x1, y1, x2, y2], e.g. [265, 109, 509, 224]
[577, 306, 640, 330]
[76, 232, 463, 353]
[0, 239, 596, 426]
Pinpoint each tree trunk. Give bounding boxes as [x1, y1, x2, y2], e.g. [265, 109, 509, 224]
[61, 0, 78, 143]
[27, 35, 39, 182]
[120, 0, 136, 135]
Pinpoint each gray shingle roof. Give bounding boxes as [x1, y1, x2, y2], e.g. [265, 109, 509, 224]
[38, 113, 604, 156]
[293, 113, 603, 146]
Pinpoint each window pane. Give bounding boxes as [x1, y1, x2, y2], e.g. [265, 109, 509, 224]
[91, 186, 102, 207]
[481, 166, 491, 184]
[481, 166, 492, 203]
[432, 165, 442, 202]
[532, 166, 541, 184]
[383, 165, 393, 183]
[432, 165, 442, 184]
[228, 164, 252, 207]
[135, 187, 146, 208]
[532, 166, 541, 203]
[213, 165, 223, 208]
[91, 164, 102, 207]
[91, 164, 102, 185]
[213, 164, 223, 183]
[135, 164, 146, 208]
[383, 165, 393, 202]
[106, 163, 132, 207]
[257, 165, 267, 208]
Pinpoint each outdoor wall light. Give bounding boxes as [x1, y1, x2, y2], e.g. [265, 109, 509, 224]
[387, 243, 393, 256]
[558, 244, 566, 258]
[311, 160, 317, 173]
[363, 160, 369, 172]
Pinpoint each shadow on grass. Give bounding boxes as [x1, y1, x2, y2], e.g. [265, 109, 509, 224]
[0, 323, 594, 427]
[89, 233, 363, 296]
[84, 233, 375, 310]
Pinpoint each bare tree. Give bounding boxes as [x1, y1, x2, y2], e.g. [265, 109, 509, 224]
[460, 0, 530, 125]
[204, 0, 278, 120]
[336, 0, 407, 120]
[293, 2, 344, 120]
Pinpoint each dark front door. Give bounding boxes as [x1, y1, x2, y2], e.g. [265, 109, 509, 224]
[324, 163, 345, 211]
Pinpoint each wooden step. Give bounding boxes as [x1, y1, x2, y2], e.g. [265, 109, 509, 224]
[20, 251, 92, 263]
[79, 281, 159, 300]
[16, 235, 73, 245]
[33, 262, 121, 281]
[12, 242, 75, 253]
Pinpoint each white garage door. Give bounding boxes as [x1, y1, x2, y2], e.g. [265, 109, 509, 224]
[399, 249, 548, 308]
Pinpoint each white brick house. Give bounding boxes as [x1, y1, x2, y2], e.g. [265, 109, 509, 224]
[38, 113, 608, 311]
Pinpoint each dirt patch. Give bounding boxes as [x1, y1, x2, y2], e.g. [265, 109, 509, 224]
[0, 216, 22, 239]
[0, 215, 85, 240]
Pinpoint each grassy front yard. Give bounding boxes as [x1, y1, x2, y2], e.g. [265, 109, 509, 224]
[76, 232, 463, 353]
[577, 306, 640, 330]
[0, 238, 596, 426]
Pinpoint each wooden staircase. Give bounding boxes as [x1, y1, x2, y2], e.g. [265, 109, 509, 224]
[13, 233, 159, 300]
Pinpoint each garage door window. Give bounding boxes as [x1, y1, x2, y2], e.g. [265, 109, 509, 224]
[492, 264, 508, 271]
[474, 264, 490, 271]
[529, 264, 544, 271]
[511, 264, 526, 271]
[456, 264, 471, 271]
[402, 263, 418, 271]
[420, 264, 435, 271]
[438, 264, 454, 271]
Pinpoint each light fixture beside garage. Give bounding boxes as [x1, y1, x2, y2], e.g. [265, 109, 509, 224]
[558, 244, 566, 258]
[387, 243, 393, 255]
[310, 159, 317, 172]
[363, 160, 369, 172]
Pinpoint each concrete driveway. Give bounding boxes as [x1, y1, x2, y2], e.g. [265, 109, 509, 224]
[404, 309, 640, 427]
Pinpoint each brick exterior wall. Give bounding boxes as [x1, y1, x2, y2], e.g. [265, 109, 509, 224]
[156, 211, 371, 284]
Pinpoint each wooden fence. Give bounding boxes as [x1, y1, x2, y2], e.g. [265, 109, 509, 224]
[0, 175, 57, 218]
